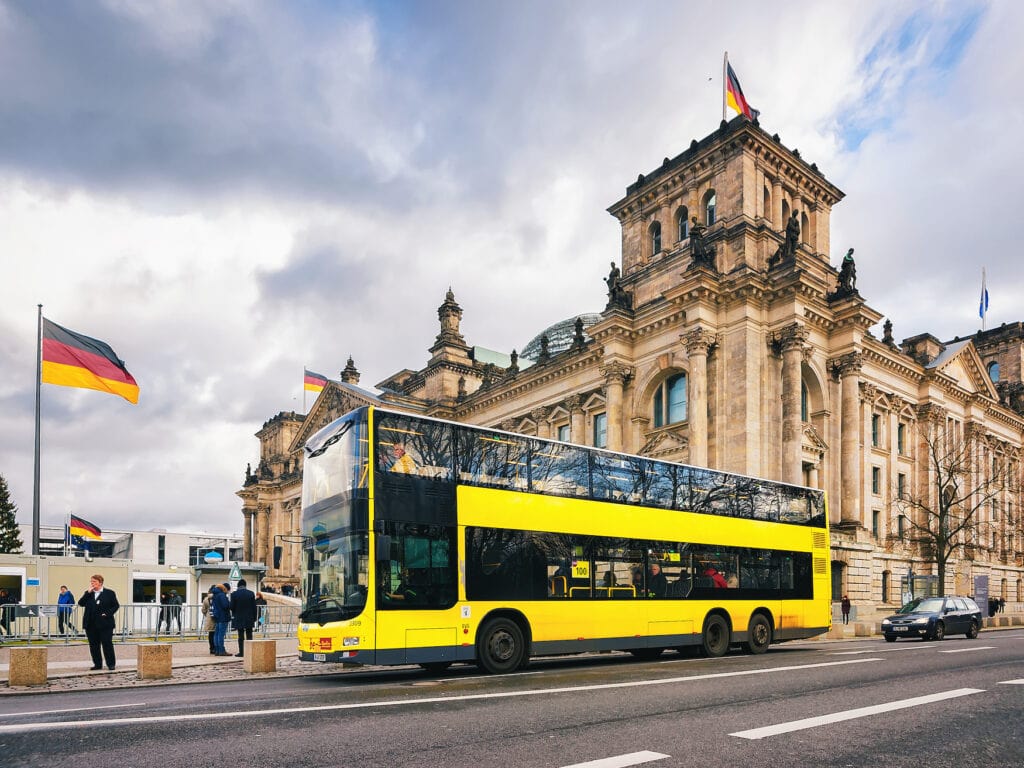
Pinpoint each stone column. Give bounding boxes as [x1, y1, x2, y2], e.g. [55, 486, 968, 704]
[601, 363, 631, 452]
[532, 407, 551, 439]
[565, 395, 584, 445]
[835, 353, 863, 525]
[772, 176, 783, 230]
[684, 327, 715, 467]
[242, 507, 255, 562]
[778, 324, 808, 486]
[257, 505, 271, 568]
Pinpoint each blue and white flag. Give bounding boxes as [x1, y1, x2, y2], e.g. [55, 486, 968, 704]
[979, 268, 989, 328]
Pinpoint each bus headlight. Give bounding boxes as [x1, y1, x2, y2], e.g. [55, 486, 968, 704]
[343, 636, 360, 647]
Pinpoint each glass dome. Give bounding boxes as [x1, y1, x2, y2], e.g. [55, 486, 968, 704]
[521, 313, 601, 361]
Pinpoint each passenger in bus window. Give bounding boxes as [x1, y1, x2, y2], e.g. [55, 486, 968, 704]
[390, 443, 417, 474]
[383, 568, 418, 603]
[703, 564, 728, 588]
[631, 566, 644, 593]
[647, 562, 668, 597]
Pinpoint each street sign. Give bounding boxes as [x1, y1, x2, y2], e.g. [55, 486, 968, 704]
[229, 562, 242, 580]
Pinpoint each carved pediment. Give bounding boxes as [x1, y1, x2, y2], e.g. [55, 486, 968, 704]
[802, 422, 828, 453]
[640, 428, 689, 459]
[930, 341, 999, 400]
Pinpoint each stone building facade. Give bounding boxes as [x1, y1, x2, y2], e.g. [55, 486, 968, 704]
[240, 116, 1024, 609]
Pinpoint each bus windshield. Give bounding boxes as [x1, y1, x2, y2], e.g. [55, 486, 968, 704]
[300, 410, 371, 622]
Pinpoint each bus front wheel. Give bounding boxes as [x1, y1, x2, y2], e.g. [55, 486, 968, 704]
[477, 617, 525, 674]
[701, 614, 730, 658]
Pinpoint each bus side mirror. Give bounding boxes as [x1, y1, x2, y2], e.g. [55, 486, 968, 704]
[376, 535, 392, 562]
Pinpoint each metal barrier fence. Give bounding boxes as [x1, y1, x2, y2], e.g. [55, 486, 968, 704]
[0, 603, 300, 644]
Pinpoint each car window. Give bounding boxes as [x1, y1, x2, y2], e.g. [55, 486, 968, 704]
[900, 597, 944, 613]
[963, 598, 980, 612]
[952, 598, 967, 611]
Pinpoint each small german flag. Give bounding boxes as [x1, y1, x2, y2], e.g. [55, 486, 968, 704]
[726, 62, 759, 121]
[69, 514, 101, 540]
[41, 319, 139, 404]
[304, 368, 329, 393]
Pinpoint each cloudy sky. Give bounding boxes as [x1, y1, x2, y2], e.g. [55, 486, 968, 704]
[1, 0, 1020, 539]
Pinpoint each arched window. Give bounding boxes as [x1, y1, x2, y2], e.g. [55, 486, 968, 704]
[988, 361, 1000, 382]
[801, 381, 808, 422]
[653, 373, 688, 427]
[704, 192, 716, 225]
[763, 186, 771, 219]
[675, 206, 689, 241]
[649, 221, 662, 255]
[801, 211, 810, 244]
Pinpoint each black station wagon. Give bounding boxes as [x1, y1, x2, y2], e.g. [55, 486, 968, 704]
[880, 596, 983, 642]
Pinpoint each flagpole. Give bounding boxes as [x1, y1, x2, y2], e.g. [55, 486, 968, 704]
[32, 304, 43, 556]
[303, 367, 307, 412]
[722, 51, 728, 122]
[981, 267, 987, 331]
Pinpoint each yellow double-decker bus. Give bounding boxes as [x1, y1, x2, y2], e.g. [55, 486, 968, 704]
[297, 406, 831, 673]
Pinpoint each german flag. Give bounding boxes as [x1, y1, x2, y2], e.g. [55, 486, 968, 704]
[304, 368, 329, 393]
[69, 514, 101, 540]
[726, 62, 759, 121]
[41, 319, 139, 404]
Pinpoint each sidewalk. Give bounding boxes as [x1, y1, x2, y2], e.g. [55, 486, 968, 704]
[0, 638, 346, 695]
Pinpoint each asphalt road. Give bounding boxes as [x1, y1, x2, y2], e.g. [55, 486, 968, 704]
[2, 631, 1023, 768]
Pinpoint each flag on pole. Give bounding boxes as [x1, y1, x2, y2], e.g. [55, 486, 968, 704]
[41, 318, 139, 404]
[304, 368, 329, 393]
[69, 514, 101, 550]
[726, 61, 759, 121]
[979, 268, 989, 328]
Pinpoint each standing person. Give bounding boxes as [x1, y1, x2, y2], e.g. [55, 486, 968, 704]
[166, 590, 183, 633]
[255, 592, 268, 629]
[201, 588, 216, 654]
[840, 594, 851, 625]
[57, 585, 76, 636]
[210, 582, 232, 656]
[78, 574, 119, 671]
[229, 579, 258, 657]
[158, 593, 169, 632]
[0, 588, 14, 638]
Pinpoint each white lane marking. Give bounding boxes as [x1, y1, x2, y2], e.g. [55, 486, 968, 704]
[561, 751, 670, 768]
[0, 702, 148, 718]
[832, 645, 936, 655]
[939, 646, 995, 654]
[0, 657, 882, 733]
[998, 679, 1024, 685]
[730, 688, 984, 740]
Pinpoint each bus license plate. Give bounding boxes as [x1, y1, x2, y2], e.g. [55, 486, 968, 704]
[314, 653, 327, 661]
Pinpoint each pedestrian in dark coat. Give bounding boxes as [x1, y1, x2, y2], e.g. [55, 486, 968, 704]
[210, 583, 232, 656]
[840, 595, 851, 625]
[229, 578, 258, 657]
[78, 574, 120, 670]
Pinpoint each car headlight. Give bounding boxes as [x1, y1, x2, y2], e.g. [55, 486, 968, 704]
[913, 618, 929, 625]
[881, 619, 891, 626]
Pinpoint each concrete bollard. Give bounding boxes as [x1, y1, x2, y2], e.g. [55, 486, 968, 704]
[244, 639, 277, 673]
[853, 622, 874, 637]
[137, 643, 172, 680]
[8, 647, 48, 687]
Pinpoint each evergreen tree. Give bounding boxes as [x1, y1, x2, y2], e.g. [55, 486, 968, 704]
[0, 474, 24, 554]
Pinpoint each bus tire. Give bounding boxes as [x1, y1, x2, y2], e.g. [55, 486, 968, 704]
[418, 661, 452, 674]
[700, 614, 730, 658]
[477, 617, 525, 674]
[745, 613, 772, 654]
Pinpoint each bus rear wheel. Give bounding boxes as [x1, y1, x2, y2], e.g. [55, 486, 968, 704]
[745, 613, 772, 654]
[701, 614, 730, 657]
[477, 617, 525, 674]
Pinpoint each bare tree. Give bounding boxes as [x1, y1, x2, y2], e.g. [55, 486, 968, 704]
[892, 414, 1019, 596]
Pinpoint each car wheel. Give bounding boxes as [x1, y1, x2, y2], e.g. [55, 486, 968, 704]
[932, 621, 945, 641]
[966, 620, 979, 639]
[884, 635, 897, 643]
